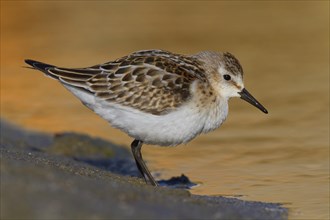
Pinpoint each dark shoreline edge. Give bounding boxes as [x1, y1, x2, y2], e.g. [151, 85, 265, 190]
[0, 119, 288, 220]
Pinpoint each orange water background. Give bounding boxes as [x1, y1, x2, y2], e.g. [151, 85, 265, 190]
[1, 2, 329, 219]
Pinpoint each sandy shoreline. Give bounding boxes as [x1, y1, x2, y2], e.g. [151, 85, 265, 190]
[1, 119, 288, 219]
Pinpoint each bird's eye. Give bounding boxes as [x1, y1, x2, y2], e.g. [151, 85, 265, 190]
[223, 74, 231, 81]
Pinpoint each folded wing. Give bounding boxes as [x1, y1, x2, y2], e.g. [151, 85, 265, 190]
[25, 50, 206, 115]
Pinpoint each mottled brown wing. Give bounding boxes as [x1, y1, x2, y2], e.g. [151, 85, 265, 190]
[49, 50, 207, 115]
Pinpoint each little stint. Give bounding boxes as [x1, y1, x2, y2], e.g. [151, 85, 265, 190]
[25, 49, 268, 186]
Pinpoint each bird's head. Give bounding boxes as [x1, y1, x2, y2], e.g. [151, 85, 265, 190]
[194, 51, 268, 114]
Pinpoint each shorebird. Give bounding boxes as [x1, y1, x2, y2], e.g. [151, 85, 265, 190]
[25, 49, 268, 186]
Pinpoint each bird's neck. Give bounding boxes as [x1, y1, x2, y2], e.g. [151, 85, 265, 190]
[192, 80, 229, 133]
[201, 95, 228, 133]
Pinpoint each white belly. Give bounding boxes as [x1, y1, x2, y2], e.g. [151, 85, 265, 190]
[64, 85, 228, 146]
[100, 104, 203, 145]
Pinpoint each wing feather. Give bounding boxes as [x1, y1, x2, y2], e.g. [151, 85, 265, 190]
[26, 50, 207, 115]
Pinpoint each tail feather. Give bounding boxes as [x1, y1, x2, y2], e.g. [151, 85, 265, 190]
[48, 68, 94, 80]
[25, 59, 100, 79]
[25, 59, 56, 72]
[24, 59, 95, 93]
[25, 59, 60, 80]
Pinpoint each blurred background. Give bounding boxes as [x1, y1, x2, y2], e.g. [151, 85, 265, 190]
[1, 1, 329, 219]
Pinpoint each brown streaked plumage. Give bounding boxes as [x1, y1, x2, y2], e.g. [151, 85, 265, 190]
[36, 50, 213, 115]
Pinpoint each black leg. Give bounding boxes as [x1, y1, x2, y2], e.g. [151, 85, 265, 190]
[131, 139, 158, 186]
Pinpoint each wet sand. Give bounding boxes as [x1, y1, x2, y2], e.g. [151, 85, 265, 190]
[1, 119, 288, 220]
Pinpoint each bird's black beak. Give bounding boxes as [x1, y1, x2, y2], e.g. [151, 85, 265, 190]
[238, 88, 268, 114]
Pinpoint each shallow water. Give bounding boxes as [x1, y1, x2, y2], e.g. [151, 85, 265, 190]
[1, 2, 329, 219]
